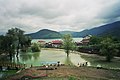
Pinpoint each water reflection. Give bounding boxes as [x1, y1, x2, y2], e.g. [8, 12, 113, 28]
[18, 52, 40, 64]
[20, 54, 32, 62]
[33, 52, 40, 60]
[12, 49, 87, 66]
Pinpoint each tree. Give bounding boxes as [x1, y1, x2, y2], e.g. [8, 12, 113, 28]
[0, 28, 31, 61]
[116, 43, 120, 57]
[0, 35, 4, 55]
[20, 36, 31, 52]
[62, 34, 75, 57]
[89, 36, 102, 45]
[6, 28, 25, 57]
[100, 37, 119, 62]
[4, 28, 31, 57]
[0, 35, 15, 60]
[31, 43, 41, 52]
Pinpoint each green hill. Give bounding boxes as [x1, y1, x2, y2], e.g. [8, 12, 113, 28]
[59, 31, 75, 35]
[27, 29, 62, 39]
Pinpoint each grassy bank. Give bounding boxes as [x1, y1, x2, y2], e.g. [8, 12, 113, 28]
[80, 53, 120, 69]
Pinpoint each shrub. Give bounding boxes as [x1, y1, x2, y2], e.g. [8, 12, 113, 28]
[31, 43, 41, 52]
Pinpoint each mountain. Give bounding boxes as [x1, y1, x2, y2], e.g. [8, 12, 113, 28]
[27, 21, 120, 39]
[59, 31, 75, 35]
[73, 21, 120, 37]
[27, 29, 62, 39]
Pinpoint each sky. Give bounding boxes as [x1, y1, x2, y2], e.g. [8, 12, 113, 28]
[0, 0, 120, 34]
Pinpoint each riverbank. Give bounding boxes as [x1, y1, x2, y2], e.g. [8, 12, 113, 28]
[5, 65, 120, 80]
[67, 49, 120, 69]
[80, 52, 120, 69]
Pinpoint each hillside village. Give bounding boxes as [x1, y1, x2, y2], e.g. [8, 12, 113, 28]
[38, 35, 91, 48]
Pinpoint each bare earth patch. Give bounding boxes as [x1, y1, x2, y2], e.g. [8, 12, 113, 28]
[6, 66, 120, 80]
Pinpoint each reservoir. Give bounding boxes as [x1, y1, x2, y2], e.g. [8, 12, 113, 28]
[14, 48, 88, 67]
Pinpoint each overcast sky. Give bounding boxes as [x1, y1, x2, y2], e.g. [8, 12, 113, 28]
[0, 0, 120, 34]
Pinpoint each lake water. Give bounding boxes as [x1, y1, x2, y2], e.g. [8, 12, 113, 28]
[32, 38, 83, 43]
[13, 38, 87, 67]
[14, 48, 88, 67]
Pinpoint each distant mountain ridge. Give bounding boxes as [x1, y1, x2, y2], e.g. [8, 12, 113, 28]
[27, 21, 120, 39]
[27, 29, 62, 39]
[59, 31, 75, 35]
[72, 21, 120, 37]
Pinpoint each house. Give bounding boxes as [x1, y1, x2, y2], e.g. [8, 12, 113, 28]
[75, 42, 83, 46]
[51, 40, 62, 48]
[81, 35, 92, 45]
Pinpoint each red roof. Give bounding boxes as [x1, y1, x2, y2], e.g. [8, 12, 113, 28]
[52, 40, 62, 44]
[38, 40, 45, 43]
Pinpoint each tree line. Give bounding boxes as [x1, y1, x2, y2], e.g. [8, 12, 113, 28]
[78, 36, 120, 62]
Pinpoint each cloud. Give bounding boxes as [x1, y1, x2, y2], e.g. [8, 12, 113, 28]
[96, 0, 120, 22]
[0, 0, 120, 34]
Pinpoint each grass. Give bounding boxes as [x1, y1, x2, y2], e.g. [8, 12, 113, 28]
[0, 70, 17, 79]
[80, 54, 120, 69]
